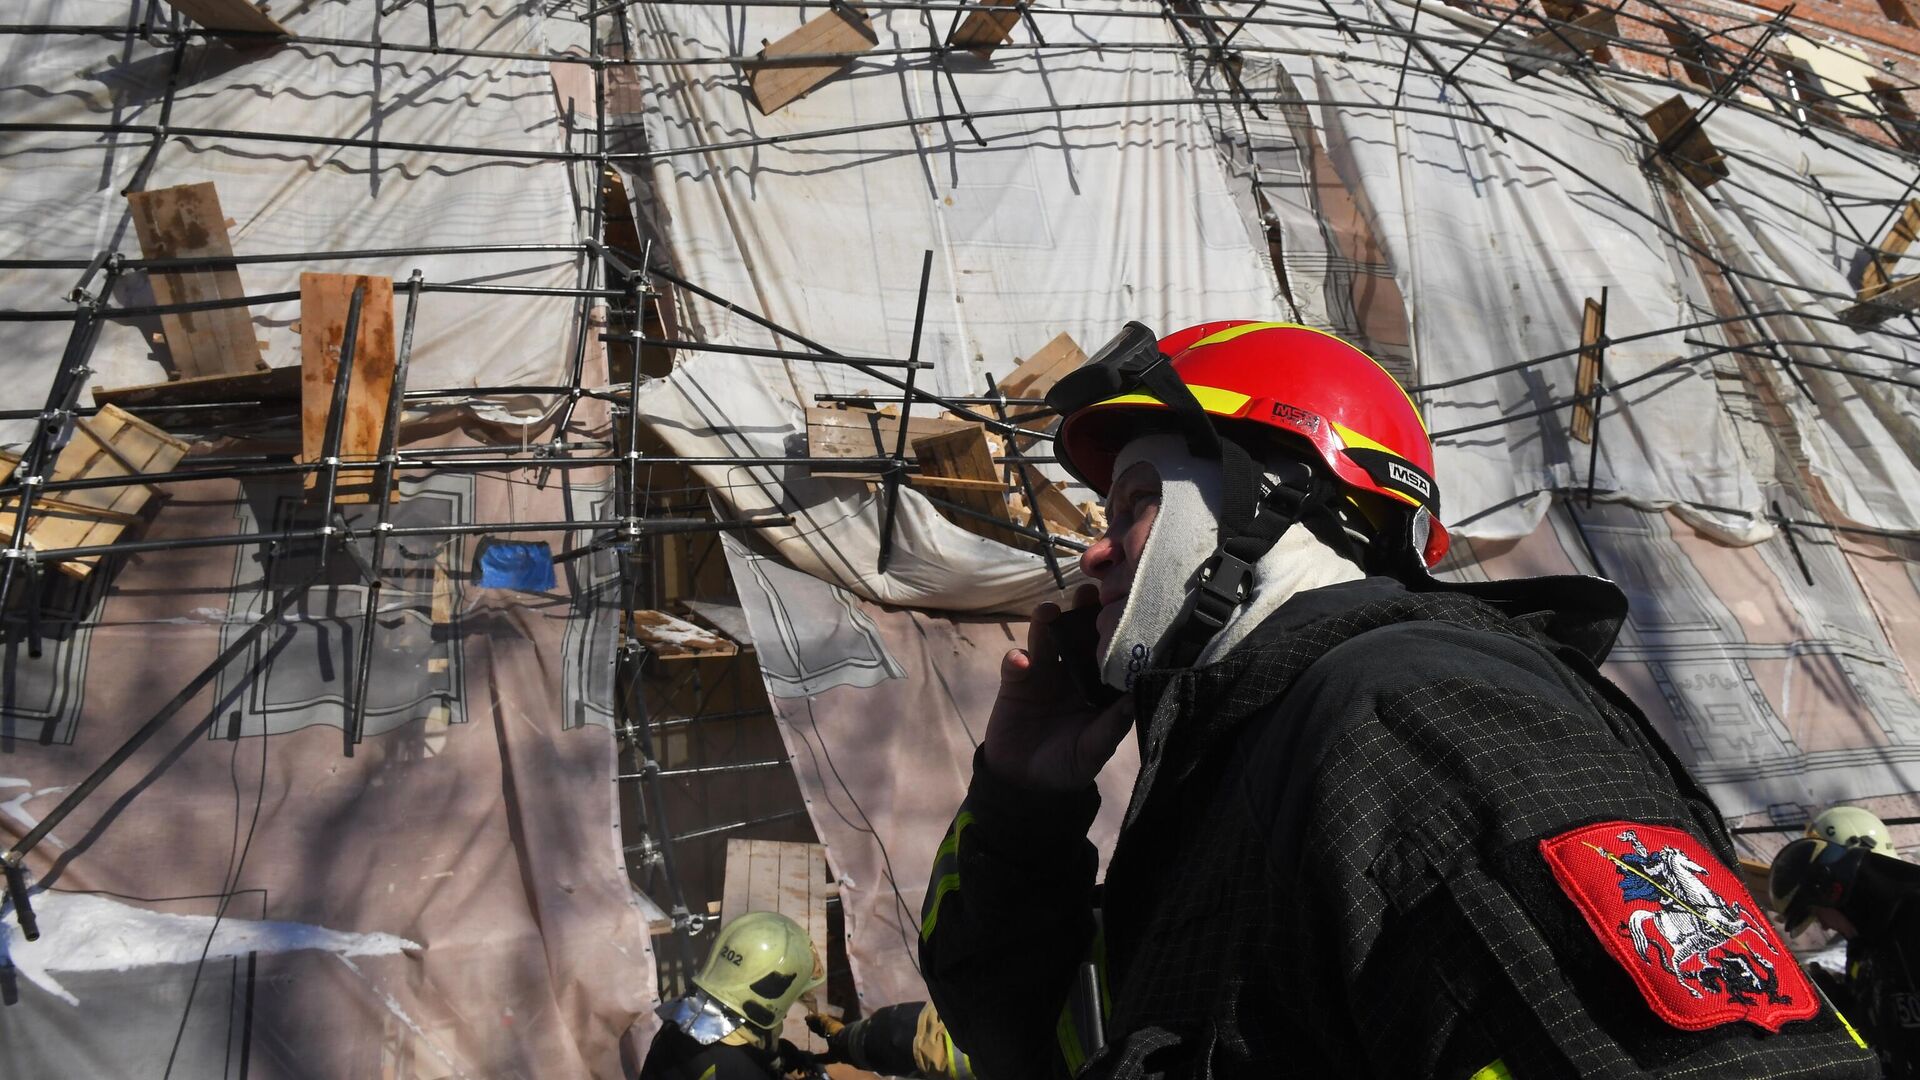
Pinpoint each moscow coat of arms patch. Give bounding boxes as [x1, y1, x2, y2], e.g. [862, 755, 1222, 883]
[1540, 820, 1818, 1032]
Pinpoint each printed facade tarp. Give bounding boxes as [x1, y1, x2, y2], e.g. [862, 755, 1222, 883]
[0, 454, 653, 1078]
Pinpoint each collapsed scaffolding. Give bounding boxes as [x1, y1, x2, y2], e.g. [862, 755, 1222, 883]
[5, 0, 1920, 1063]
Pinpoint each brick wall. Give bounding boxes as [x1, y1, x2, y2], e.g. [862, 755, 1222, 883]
[1449, 0, 1920, 154]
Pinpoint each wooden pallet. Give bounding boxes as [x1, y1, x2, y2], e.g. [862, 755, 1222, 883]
[300, 273, 398, 504]
[744, 4, 878, 114]
[948, 0, 1023, 58]
[127, 182, 268, 381]
[720, 839, 835, 1051]
[0, 405, 189, 579]
[805, 406, 972, 476]
[911, 427, 1027, 548]
[1841, 273, 1920, 326]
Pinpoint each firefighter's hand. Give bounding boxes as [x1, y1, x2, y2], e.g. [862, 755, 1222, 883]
[983, 585, 1135, 792]
[806, 1012, 844, 1039]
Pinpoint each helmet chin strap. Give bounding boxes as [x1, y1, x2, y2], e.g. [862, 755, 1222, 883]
[1096, 433, 1356, 690]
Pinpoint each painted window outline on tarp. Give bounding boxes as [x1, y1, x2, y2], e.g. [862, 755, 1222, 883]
[560, 479, 619, 732]
[211, 474, 470, 740]
[0, 568, 109, 748]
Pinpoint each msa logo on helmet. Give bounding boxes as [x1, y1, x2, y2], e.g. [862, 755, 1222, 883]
[1387, 460, 1432, 501]
[1270, 402, 1322, 433]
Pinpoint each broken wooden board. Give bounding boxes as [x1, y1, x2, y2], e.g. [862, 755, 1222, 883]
[0, 405, 189, 579]
[911, 427, 1028, 548]
[165, 0, 291, 39]
[627, 608, 739, 660]
[1642, 95, 1728, 191]
[1507, 7, 1619, 80]
[1841, 272, 1920, 326]
[300, 273, 398, 504]
[1019, 464, 1090, 536]
[805, 407, 972, 475]
[720, 839, 836, 1052]
[948, 0, 1023, 58]
[92, 364, 300, 429]
[999, 332, 1087, 400]
[744, 4, 877, 114]
[1861, 199, 1920, 298]
[127, 182, 266, 381]
[1570, 297, 1605, 444]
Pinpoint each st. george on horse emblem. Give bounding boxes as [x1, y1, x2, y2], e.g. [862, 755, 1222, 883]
[1541, 820, 1819, 1031]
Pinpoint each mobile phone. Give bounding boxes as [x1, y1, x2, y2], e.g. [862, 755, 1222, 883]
[1049, 605, 1123, 709]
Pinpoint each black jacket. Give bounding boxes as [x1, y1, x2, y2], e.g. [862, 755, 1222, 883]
[639, 1024, 805, 1080]
[1839, 854, 1920, 1077]
[920, 576, 1877, 1079]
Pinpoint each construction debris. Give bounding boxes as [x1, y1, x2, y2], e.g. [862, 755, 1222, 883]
[947, 0, 1023, 58]
[628, 608, 740, 660]
[1642, 94, 1729, 190]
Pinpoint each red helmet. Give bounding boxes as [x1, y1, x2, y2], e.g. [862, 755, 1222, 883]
[1054, 320, 1448, 566]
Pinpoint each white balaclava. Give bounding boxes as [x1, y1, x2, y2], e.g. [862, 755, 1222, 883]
[1097, 433, 1367, 692]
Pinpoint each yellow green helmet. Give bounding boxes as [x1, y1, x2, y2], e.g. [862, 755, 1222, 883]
[692, 912, 825, 1032]
[1809, 805, 1897, 858]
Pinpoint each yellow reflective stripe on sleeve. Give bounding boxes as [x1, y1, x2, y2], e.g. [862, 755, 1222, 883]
[1469, 1060, 1515, 1080]
[1835, 1006, 1869, 1050]
[921, 873, 962, 941]
[934, 810, 975, 865]
[920, 811, 976, 942]
[1056, 998, 1088, 1073]
[698, 1067, 717, 1080]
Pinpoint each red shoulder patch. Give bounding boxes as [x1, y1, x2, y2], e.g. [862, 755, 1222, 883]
[1539, 820, 1817, 1032]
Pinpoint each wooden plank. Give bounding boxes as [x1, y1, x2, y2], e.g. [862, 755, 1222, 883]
[1570, 297, 1604, 444]
[1507, 7, 1618, 80]
[807, 846, 830, 984]
[744, 5, 877, 114]
[1642, 95, 1727, 191]
[948, 0, 1022, 58]
[93, 365, 299, 413]
[721, 838, 752, 929]
[748, 839, 782, 920]
[777, 843, 817, 1050]
[1842, 273, 1920, 325]
[1861, 198, 1920, 298]
[0, 404, 189, 579]
[628, 609, 739, 660]
[166, 0, 290, 37]
[998, 332, 1086, 401]
[126, 183, 264, 381]
[911, 427, 1027, 548]
[427, 551, 453, 675]
[299, 273, 397, 504]
[1020, 465, 1090, 536]
[805, 407, 972, 468]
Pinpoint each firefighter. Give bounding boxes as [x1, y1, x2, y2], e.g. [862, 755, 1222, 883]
[642, 911, 826, 1079]
[1773, 809, 1920, 1078]
[809, 1001, 978, 1079]
[919, 321, 1876, 1078]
